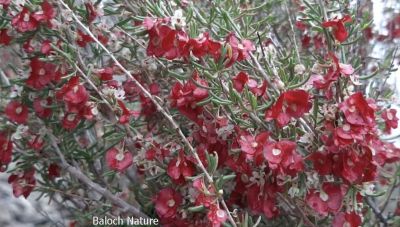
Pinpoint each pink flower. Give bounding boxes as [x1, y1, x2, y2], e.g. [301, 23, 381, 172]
[170, 71, 208, 124]
[225, 33, 255, 67]
[0, 29, 12, 45]
[306, 182, 347, 216]
[32, 0, 56, 27]
[307, 152, 333, 175]
[339, 92, 376, 128]
[8, 168, 36, 198]
[11, 7, 38, 32]
[5, 100, 28, 124]
[26, 58, 59, 90]
[238, 131, 269, 164]
[332, 212, 362, 227]
[207, 205, 228, 227]
[265, 89, 312, 127]
[154, 188, 182, 221]
[105, 148, 133, 172]
[263, 140, 304, 176]
[322, 15, 352, 43]
[382, 108, 398, 134]
[167, 150, 196, 184]
[33, 98, 52, 118]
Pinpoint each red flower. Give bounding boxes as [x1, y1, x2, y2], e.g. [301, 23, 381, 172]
[295, 21, 307, 31]
[33, 97, 52, 118]
[337, 147, 376, 184]
[0, 29, 12, 45]
[263, 140, 304, 176]
[306, 182, 347, 216]
[238, 131, 269, 163]
[96, 67, 113, 81]
[225, 33, 255, 67]
[382, 108, 398, 134]
[11, 7, 39, 32]
[105, 148, 133, 172]
[56, 76, 89, 113]
[154, 188, 182, 221]
[28, 136, 44, 151]
[117, 100, 137, 124]
[232, 71, 249, 92]
[76, 30, 94, 47]
[0, 0, 11, 9]
[140, 83, 159, 117]
[8, 168, 36, 198]
[207, 205, 228, 227]
[322, 15, 352, 43]
[188, 32, 221, 60]
[333, 124, 364, 147]
[339, 92, 376, 128]
[232, 72, 267, 96]
[247, 181, 281, 219]
[145, 143, 170, 160]
[167, 150, 196, 184]
[371, 139, 400, 166]
[26, 58, 59, 90]
[61, 113, 81, 130]
[40, 40, 52, 55]
[5, 100, 28, 124]
[48, 163, 60, 179]
[332, 212, 361, 227]
[307, 151, 332, 175]
[84, 2, 98, 23]
[145, 19, 189, 60]
[170, 71, 209, 124]
[0, 132, 13, 170]
[265, 89, 312, 127]
[32, 0, 56, 26]
[301, 34, 311, 48]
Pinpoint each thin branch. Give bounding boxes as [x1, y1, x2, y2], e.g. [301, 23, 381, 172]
[285, 2, 301, 63]
[365, 197, 388, 226]
[46, 130, 149, 219]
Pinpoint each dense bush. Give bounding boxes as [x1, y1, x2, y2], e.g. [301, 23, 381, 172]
[0, 0, 399, 226]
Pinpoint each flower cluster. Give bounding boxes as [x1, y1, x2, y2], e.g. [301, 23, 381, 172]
[0, 1, 399, 227]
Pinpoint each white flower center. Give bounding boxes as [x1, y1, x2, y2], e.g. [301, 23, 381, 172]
[73, 86, 79, 93]
[23, 13, 30, 22]
[272, 148, 281, 156]
[115, 153, 125, 161]
[216, 210, 225, 218]
[343, 124, 351, 132]
[347, 159, 354, 167]
[15, 107, 22, 114]
[241, 174, 249, 183]
[40, 100, 48, 107]
[251, 142, 258, 148]
[67, 114, 75, 121]
[319, 191, 329, 202]
[39, 69, 46, 76]
[387, 112, 393, 120]
[167, 199, 175, 207]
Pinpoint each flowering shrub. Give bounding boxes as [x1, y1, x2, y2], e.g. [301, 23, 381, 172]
[0, 0, 400, 226]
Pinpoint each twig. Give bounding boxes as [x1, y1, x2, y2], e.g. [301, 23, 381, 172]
[46, 130, 149, 219]
[365, 197, 388, 226]
[285, 1, 301, 63]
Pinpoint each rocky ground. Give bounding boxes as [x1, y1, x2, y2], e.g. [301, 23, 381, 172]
[0, 173, 69, 227]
